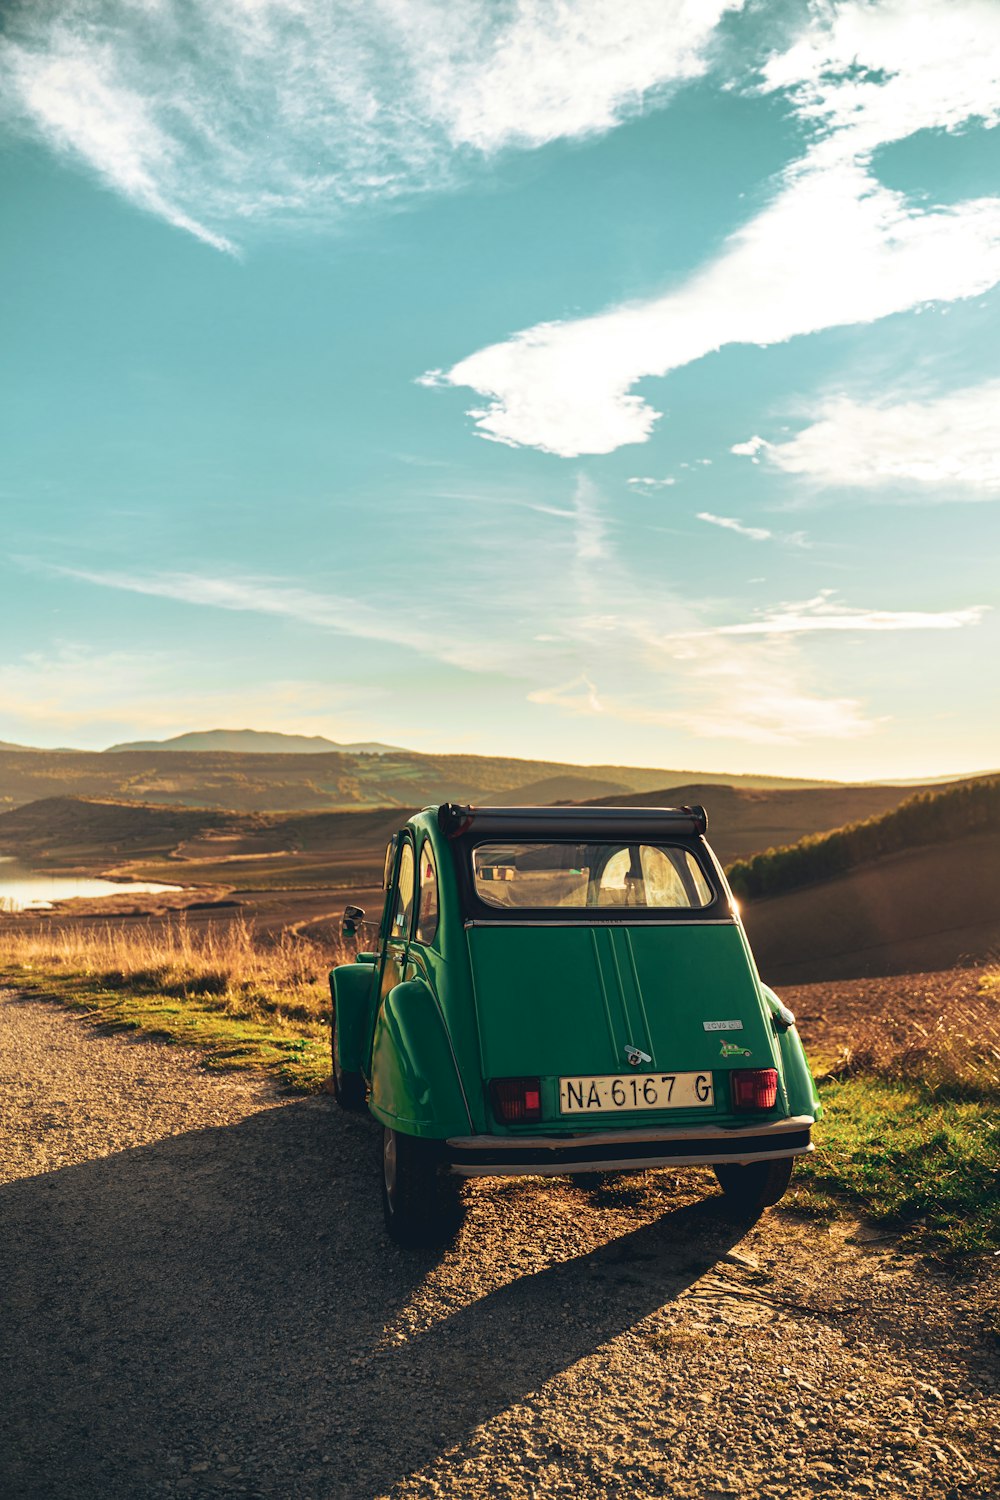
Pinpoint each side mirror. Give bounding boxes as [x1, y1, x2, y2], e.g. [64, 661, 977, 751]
[341, 903, 366, 939]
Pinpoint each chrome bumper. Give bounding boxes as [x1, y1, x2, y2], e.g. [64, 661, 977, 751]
[446, 1114, 815, 1177]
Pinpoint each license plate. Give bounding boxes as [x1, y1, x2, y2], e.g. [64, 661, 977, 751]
[559, 1071, 714, 1114]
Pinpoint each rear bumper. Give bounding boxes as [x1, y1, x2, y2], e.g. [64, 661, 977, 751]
[446, 1114, 814, 1177]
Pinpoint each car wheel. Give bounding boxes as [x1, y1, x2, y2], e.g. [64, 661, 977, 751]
[330, 1006, 366, 1111]
[380, 1126, 463, 1247]
[713, 1156, 794, 1217]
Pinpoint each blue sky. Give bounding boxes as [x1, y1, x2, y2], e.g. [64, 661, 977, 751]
[1, 0, 998, 780]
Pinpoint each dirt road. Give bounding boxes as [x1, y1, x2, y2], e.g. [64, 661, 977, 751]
[1, 991, 997, 1500]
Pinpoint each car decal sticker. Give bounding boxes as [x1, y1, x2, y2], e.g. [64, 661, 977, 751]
[720, 1040, 753, 1058]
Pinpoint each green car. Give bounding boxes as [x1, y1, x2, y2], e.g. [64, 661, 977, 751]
[329, 803, 821, 1246]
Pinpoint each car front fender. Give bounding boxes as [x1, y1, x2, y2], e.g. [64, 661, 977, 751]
[329, 961, 377, 1076]
[369, 979, 471, 1139]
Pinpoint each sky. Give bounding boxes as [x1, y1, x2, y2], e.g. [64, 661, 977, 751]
[1, 0, 998, 781]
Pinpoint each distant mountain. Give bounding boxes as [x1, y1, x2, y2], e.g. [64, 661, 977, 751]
[105, 729, 402, 755]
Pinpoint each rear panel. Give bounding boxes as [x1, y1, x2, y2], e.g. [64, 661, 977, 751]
[467, 921, 781, 1129]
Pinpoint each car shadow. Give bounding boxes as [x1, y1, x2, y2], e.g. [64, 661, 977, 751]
[0, 1098, 748, 1499]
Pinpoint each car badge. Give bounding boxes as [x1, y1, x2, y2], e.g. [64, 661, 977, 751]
[624, 1044, 652, 1067]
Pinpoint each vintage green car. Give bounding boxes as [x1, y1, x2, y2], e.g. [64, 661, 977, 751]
[329, 803, 821, 1246]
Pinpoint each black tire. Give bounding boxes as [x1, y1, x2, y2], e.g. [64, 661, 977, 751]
[713, 1156, 794, 1217]
[381, 1126, 463, 1247]
[330, 1006, 366, 1111]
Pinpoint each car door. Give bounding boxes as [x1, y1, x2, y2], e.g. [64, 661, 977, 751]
[377, 834, 415, 1021]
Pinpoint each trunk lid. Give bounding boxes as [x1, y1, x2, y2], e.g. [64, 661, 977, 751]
[467, 921, 777, 1114]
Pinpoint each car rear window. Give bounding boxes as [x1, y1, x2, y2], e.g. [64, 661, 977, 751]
[472, 841, 715, 911]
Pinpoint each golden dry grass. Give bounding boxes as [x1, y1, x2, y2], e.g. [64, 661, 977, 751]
[824, 986, 1000, 1099]
[0, 916, 345, 1028]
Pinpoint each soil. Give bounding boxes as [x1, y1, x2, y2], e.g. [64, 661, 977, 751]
[1, 987, 997, 1500]
[780, 966, 993, 1060]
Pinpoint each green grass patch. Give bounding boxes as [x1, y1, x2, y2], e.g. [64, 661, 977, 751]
[6, 965, 331, 1092]
[791, 1075, 1000, 1258]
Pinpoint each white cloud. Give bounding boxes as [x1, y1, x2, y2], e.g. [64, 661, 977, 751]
[734, 381, 1000, 496]
[760, 0, 1000, 159]
[696, 511, 813, 547]
[429, 1, 1000, 455]
[674, 590, 990, 638]
[696, 512, 772, 542]
[628, 475, 677, 490]
[0, 1, 738, 249]
[730, 437, 767, 461]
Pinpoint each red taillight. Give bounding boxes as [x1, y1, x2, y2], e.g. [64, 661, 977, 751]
[490, 1077, 542, 1123]
[730, 1068, 779, 1111]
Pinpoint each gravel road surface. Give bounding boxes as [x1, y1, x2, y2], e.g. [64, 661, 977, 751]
[1, 990, 997, 1500]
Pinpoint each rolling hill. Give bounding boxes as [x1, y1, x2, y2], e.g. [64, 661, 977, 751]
[585, 781, 933, 861]
[738, 777, 1000, 983]
[0, 745, 834, 816]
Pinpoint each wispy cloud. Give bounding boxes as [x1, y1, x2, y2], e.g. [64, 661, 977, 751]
[627, 476, 677, 491]
[527, 646, 875, 747]
[25, 491, 988, 751]
[42, 562, 461, 662]
[427, 1, 1000, 455]
[696, 512, 772, 542]
[0, 645, 378, 741]
[0, 1, 738, 250]
[672, 590, 990, 638]
[696, 511, 812, 547]
[732, 381, 1000, 496]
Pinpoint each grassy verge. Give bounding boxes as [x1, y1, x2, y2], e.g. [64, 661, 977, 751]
[787, 985, 1000, 1258]
[0, 918, 343, 1092]
[789, 1077, 999, 1256]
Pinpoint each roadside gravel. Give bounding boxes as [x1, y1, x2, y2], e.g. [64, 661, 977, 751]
[1, 989, 997, 1500]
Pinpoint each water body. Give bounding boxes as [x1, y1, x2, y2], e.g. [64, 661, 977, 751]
[0, 857, 183, 912]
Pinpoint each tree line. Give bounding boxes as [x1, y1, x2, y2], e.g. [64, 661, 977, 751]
[726, 776, 1000, 902]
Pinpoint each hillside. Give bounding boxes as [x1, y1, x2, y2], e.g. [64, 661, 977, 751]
[0, 745, 834, 816]
[737, 776, 1000, 982]
[585, 781, 932, 861]
[743, 828, 1000, 983]
[728, 775, 999, 900]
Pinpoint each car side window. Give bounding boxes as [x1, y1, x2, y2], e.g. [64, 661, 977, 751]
[391, 842, 415, 939]
[415, 840, 439, 946]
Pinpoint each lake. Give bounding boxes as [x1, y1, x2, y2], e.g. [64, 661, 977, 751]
[0, 857, 183, 912]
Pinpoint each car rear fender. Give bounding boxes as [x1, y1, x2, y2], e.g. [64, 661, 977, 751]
[760, 983, 823, 1121]
[369, 979, 472, 1139]
[329, 960, 377, 1076]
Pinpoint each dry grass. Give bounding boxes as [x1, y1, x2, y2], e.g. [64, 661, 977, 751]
[0, 916, 345, 1028]
[822, 990, 1000, 1100]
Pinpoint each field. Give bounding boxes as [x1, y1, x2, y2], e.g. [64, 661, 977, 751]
[3, 767, 999, 1261]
